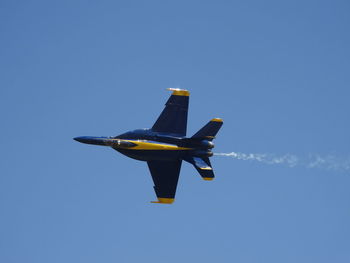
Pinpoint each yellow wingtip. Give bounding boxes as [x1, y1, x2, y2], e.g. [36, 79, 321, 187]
[151, 198, 175, 204]
[211, 118, 223, 123]
[203, 177, 214, 181]
[167, 88, 190, 97]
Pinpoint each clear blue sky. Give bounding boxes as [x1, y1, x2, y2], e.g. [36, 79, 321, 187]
[1, 1, 350, 262]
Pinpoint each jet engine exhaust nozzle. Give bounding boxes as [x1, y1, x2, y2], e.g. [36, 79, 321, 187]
[200, 140, 214, 149]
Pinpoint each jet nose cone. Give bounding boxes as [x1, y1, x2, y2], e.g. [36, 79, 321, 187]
[73, 136, 108, 145]
[74, 136, 87, 143]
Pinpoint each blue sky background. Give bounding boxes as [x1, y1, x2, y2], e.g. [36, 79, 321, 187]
[1, 1, 350, 262]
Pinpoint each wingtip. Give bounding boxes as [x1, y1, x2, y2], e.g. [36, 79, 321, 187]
[203, 177, 214, 181]
[211, 118, 223, 123]
[151, 198, 175, 204]
[167, 88, 190, 97]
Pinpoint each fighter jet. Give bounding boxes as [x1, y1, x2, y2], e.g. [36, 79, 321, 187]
[74, 89, 223, 204]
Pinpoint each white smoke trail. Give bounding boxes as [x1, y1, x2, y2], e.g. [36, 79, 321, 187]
[214, 152, 350, 172]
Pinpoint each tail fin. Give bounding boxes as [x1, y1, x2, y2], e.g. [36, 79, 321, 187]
[192, 118, 223, 141]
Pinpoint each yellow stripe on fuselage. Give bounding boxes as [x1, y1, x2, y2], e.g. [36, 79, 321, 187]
[112, 139, 193, 151]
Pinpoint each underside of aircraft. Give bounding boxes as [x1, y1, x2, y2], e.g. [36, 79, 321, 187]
[74, 89, 223, 204]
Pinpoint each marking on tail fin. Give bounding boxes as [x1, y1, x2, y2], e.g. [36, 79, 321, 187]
[200, 166, 213, 170]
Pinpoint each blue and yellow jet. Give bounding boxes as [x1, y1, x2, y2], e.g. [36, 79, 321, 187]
[74, 89, 223, 204]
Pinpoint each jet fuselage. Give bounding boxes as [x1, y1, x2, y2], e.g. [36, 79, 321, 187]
[74, 128, 214, 162]
[74, 88, 223, 203]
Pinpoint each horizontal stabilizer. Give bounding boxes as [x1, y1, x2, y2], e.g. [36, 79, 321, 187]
[192, 118, 223, 141]
[193, 157, 212, 170]
[184, 157, 215, 181]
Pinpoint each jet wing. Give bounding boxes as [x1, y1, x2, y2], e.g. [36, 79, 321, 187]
[147, 160, 182, 204]
[151, 89, 189, 137]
